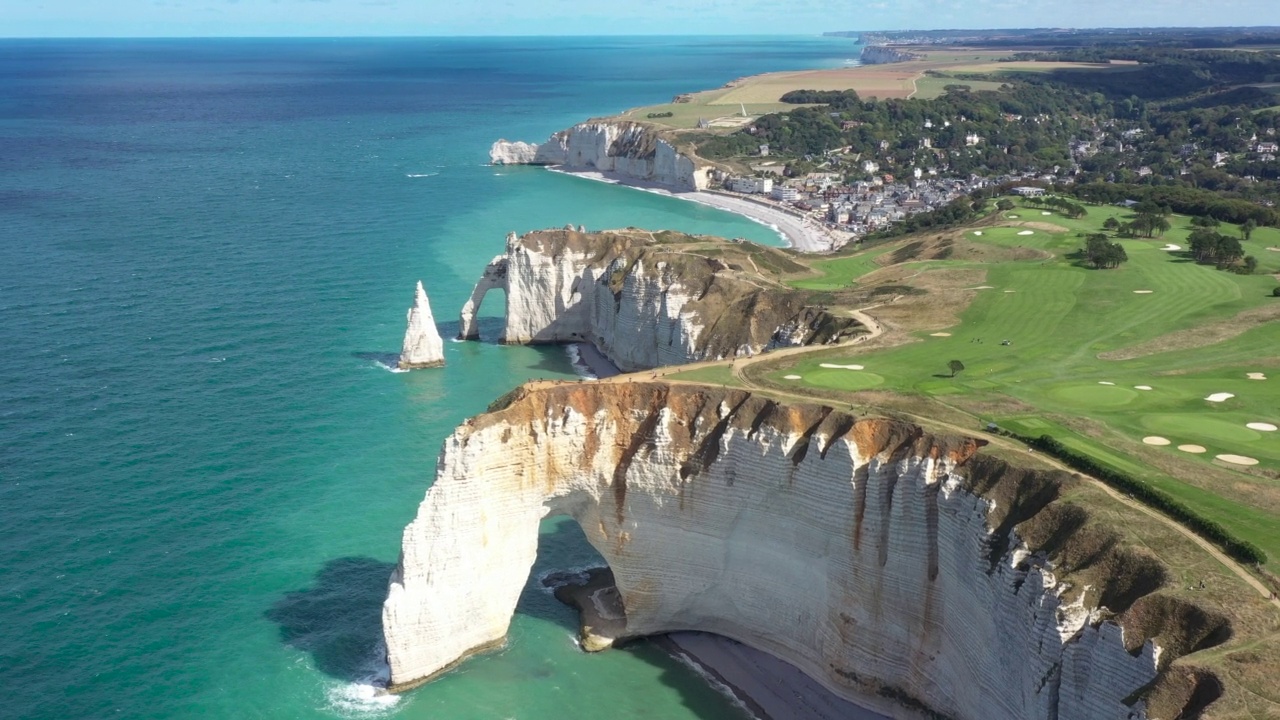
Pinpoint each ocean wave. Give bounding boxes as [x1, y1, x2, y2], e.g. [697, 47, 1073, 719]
[666, 642, 761, 720]
[404, 172, 438, 178]
[322, 644, 399, 718]
[372, 360, 408, 373]
[564, 344, 597, 380]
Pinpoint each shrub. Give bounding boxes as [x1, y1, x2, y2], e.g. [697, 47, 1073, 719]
[995, 430, 1268, 565]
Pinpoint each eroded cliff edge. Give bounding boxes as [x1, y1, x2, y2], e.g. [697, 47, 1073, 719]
[457, 228, 863, 371]
[490, 120, 711, 191]
[382, 382, 1228, 719]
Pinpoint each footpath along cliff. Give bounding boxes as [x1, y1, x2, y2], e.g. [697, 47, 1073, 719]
[455, 228, 862, 371]
[490, 120, 711, 191]
[381, 383, 1229, 719]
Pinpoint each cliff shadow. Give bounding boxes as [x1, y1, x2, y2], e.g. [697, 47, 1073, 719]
[264, 556, 395, 682]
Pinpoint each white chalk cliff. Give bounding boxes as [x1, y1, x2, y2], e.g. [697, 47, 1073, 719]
[489, 121, 711, 191]
[383, 384, 1227, 718]
[398, 281, 445, 369]
[455, 228, 860, 371]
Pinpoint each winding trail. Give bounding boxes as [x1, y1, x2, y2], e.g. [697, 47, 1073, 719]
[526, 305, 1279, 609]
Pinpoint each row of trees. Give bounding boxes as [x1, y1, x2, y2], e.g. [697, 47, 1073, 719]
[1018, 194, 1088, 218]
[994, 430, 1267, 565]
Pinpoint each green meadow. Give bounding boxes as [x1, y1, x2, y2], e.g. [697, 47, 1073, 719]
[769, 199, 1280, 561]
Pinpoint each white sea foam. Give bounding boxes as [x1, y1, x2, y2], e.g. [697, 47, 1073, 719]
[373, 360, 408, 374]
[666, 640, 762, 720]
[323, 646, 399, 718]
[565, 344, 597, 380]
[405, 172, 438, 178]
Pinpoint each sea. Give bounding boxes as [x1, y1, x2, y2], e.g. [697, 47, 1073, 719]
[0, 36, 859, 719]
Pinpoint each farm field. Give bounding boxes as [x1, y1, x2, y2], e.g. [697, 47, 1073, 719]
[620, 49, 1128, 128]
[762, 199, 1280, 563]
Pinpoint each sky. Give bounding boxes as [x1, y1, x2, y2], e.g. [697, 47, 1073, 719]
[1, 0, 1279, 38]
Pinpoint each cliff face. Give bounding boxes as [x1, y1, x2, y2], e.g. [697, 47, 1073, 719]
[489, 121, 710, 191]
[398, 281, 445, 369]
[860, 45, 924, 65]
[455, 229, 861, 371]
[383, 383, 1224, 718]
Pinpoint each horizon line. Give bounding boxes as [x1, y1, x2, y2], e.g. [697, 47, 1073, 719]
[5, 25, 1280, 41]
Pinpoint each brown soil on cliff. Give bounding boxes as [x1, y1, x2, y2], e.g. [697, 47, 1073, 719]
[478, 382, 1277, 719]
[515, 228, 865, 356]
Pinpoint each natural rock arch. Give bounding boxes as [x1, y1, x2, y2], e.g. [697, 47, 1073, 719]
[380, 384, 1207, 719]
[457, 253, 508, 341]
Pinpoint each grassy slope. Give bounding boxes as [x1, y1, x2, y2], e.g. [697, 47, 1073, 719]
[771, 200, 1280, 562]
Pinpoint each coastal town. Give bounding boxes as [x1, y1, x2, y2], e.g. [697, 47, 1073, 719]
[707, 166, 1002, 249]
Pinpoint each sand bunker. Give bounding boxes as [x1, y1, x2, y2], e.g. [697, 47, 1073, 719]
[1143, 436, 1172, 446]
[1247, 373, 1267, 380]
[1133, 290, 1154, 294]
[930, 332, 952, 337]
[1205, 393, 1235, 403]
[1135, 385, 1153, 390]
[972, 231, 983, 236]
[969, 285, 995, 290]
[1041, 211, 1052, 216]
[1017, 230, 1034, 236]
[1098, 381, 1116, 386]
[1267, 247, 1280, 252]
[1004, 290, 1017, 293]
[819, 363, 865, 370]
[1006, 214, 1020, 219]
[1247, 422, 1278, 432]
[783, 375, 802, 380]
[1161, 244, 1182, 251]
[1178, 444, 1207, 454]
[1217, 454, 1259, 466]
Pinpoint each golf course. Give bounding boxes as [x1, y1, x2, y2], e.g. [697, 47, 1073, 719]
[746, 198, 1280, 567]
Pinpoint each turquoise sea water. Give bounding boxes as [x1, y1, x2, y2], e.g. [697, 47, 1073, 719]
[0, 37, 857, 719]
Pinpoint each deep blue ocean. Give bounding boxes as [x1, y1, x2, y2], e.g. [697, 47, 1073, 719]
[0, 36, 857, 719]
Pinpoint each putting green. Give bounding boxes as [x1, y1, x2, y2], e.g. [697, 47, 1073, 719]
[1048, 383, 1139, 408]
[1141, 414, 1264, 444]
[801, 369, 886, 391]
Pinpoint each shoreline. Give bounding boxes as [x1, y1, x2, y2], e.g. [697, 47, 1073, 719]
[545, 166, 849, 253]
[659, 631, 892, 720]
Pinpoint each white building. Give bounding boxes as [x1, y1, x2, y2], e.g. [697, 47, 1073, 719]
[728, 176, 774, 194]
[862, 160, 880, 174]
[965, 133, 983, 147]
[1012, 186, 1045, 197]
[771, 186, 801, 202]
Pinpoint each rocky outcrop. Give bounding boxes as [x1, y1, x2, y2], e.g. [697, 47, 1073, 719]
[398, 281, 445, 369]
[382, 383, 1227, 718]
[489, 121, 710, 191]
[454, 229, 862, 370]
[860, 45, 924, 65]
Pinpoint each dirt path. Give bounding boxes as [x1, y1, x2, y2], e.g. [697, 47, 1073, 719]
[526, 304, 1280, 609]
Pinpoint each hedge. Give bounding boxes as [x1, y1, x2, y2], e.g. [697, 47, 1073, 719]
[996, 430, 1268, 565]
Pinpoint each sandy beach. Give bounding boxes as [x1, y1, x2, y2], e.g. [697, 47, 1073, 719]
[547, 167, 848, 253]
[662, 632, 891, 720]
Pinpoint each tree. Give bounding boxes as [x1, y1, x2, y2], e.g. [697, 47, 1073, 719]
[1242, 218, 1258, 241]
[948, 359, 965, 377]
[1243, 255, 1258, 274]
[1273, 287, 1280, 297]
[997, 199, 1015, 211]
[1103, 217, 1120, 230]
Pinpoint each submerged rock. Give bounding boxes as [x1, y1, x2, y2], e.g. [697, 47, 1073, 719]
[398, 281, 445, 369]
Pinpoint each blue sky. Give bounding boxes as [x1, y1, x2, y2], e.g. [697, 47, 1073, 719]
[2, 0, 1278, 37]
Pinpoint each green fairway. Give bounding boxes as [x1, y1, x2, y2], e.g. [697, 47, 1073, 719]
[765, 197, 1280, 562]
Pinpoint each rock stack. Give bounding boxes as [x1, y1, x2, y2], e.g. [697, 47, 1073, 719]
[398, 281, 445, 369]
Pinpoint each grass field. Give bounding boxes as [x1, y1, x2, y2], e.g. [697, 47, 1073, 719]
[619, 50, 1130, 128]
[766, 199, 1280, 562]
